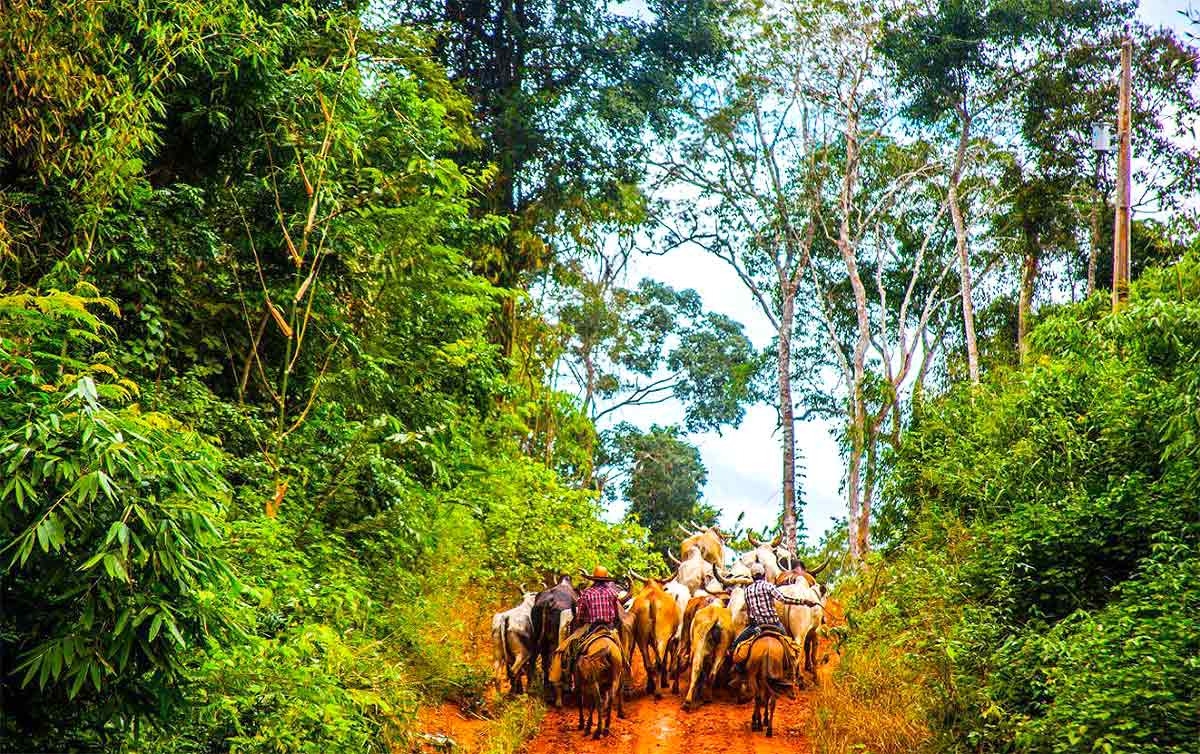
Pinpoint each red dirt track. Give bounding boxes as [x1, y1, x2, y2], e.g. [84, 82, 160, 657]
[525, 678, 817, 754]
[414, 597, 844, 754]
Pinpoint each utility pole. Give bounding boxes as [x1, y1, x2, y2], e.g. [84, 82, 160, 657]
[1112, 32, 1132, 310]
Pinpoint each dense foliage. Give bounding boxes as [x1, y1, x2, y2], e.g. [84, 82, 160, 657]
[835, 257, 1200, 754]
[4, 1, 1199, 753]
[1, 1, 658, 751]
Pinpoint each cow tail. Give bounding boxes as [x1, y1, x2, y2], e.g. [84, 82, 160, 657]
[500, 615, 513, 679]
[706, 619, 722, 648]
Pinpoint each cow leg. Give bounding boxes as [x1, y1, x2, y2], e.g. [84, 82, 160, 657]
[520, 650, 536, 694]
[660, 638, 673, 690]
[683, 649, 705, 710]
[805, 628, 818, 676]
[638, 638, 655, 695]
[706, 653, 726, 703]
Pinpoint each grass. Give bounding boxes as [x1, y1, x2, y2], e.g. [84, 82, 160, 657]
[810, 643, 933, 754]
[480, 697, 546, 754]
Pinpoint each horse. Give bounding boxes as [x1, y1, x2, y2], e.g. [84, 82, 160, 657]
[746, 633, 792, 737]
[549, 631, 625, 739]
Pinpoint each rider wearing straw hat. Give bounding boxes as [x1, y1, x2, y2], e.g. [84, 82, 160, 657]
[560, 566, 623, 677]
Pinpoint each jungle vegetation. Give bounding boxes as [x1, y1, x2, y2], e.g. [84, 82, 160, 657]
[0, 0, 1196, 752]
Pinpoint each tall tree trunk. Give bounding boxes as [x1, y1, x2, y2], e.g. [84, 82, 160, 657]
[949, 107, 980, 383]
[1017, 245, 1039, 360]
[835, 101, 872, 562]
[778, 287, 798, 555]
[846, 418, 864, 561]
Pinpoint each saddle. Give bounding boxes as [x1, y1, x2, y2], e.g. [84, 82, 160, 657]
[579, 626, 620, 654]
[731, 624, 792, 667]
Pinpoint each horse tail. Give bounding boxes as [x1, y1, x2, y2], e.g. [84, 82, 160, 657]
[766, 640, 792, 695]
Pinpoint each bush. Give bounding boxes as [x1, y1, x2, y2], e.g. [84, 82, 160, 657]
[832, 257, 1200, 753]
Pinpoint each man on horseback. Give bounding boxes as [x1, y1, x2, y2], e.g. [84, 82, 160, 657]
[558, 566, 622, 682]
[730, 562, 817, 674]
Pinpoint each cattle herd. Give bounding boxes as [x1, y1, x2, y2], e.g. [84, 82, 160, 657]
[490, 524, 830, 738]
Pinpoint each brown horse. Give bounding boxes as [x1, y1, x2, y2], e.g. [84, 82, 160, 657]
[549, 632, 625, 738]
[746, 633, 792, 737]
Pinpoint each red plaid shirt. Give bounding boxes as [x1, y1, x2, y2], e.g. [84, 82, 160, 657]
[573, 583, 621, 630]
[745, 578, 814, 626]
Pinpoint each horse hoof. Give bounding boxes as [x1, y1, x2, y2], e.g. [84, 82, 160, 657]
[766, 729, 774, 738]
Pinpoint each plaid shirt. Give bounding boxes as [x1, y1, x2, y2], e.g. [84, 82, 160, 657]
[745, 578, 812, 626]
[573, 583, 621, 630]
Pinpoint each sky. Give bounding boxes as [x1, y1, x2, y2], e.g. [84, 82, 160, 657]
[599, 0, 1197, 547]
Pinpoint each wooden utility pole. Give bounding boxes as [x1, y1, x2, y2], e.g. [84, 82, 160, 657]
[1112, 33, 1132, 310]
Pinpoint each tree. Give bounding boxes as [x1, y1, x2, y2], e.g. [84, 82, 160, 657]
[651, 3, 826, 554]
[878, 0, 1134, 380]
[552, 260, 762, 433]
[604, 423, 717, 565]
[1015, 24, 1200, 313]
[391, 0, 734, 294]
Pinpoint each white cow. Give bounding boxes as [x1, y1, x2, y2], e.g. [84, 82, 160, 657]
[776, 581, 825, 678]
[669, 548, 715, 593]
[741, 532, 785, 582]
[491, 591, 538, 693]
[663, 579, 692, 640]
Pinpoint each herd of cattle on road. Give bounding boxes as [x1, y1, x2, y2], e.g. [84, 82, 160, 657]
[490, 524, 831, 738]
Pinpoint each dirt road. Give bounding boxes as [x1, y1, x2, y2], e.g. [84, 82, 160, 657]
[413, 599, 842, 754]
[525, 681, 816, 754]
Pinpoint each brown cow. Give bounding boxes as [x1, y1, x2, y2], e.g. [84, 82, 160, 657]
[672, 593, 721, 693]
[678, 522, 726, 566]
[629, 576, 680, 698]
[774, 555, 831, 588]
[681, 601, 733, 710]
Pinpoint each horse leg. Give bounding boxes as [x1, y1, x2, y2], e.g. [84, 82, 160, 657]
[616, 661, 627, 719]
[597, 686, 610, 739]
[577, 681, 585, 730]
[751, 694, 762, 732]
[766, 693, 776, 738]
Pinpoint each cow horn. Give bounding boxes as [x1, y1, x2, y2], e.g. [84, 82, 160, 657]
[770, 532, 783, 548]
[667, 550, 681, 565]
[747, 531, 760, 547]
[628, 569, 646, 584]
[519, 583, 528, 594]
[711, 568, 731, 588]
[809, 555, 832, 576]
[677, 523, 695, 537]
